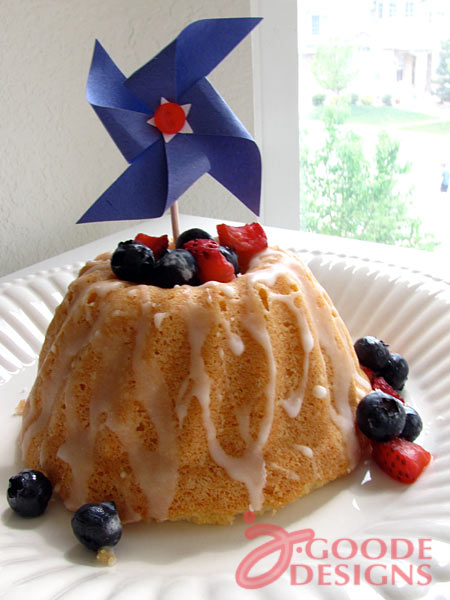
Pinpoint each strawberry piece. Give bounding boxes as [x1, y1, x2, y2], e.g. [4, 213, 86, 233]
[134, 233, 169, 259]
[362, 366, 374, 383]
[184, 239, 235, 284]
[371, 438, 431, 484]
[216, 223, 268, 272]
[372, 376, 404, 403]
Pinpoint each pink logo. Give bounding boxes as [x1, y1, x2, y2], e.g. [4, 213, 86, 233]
[235, 511, 314, 589]
[235, 512, 433, 589]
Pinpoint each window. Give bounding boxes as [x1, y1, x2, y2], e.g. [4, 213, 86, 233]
[405, 1, 414, 17]
[312, 15, 320, 35]
[253, 0, 449, 251]
[297, 0, 447, 252]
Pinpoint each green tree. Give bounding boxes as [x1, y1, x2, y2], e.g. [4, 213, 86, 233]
[433, 38, 450, 103]
[301, 113, 437, 250]
[312, 43, 356, 95]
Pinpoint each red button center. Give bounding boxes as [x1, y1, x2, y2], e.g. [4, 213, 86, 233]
[153, 102, 186, 134]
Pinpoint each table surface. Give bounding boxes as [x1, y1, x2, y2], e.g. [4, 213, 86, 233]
[1, 214, 448, 285]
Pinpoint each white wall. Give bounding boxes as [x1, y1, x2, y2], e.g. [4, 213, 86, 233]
[1, 0, 258, 277]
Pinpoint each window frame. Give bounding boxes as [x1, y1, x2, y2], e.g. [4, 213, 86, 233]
[312, 15, 321, 36]
[250, 0, 300, 230]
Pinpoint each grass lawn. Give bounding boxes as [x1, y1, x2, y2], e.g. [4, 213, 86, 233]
[346, 105, 435, 125]
[401, 120, 450, 135]
[309, 104, 435, 125]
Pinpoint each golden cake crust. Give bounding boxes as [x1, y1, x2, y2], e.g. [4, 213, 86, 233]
[21, 246, 370, 524]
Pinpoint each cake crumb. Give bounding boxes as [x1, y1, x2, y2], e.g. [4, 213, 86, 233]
[96, 547, 117, 567]
[14, 400, 26, 416]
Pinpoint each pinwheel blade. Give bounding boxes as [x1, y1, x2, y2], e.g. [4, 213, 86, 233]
[77, 140, 168, 223]
[175, 18, 262, 97]
[90, 106, 160, 163]
[87, 40, 159, 162]
[165, 135, 211, 206]
[179, 78, 253, 139]
[87, 40, 149, 112]
[125, 18, 262, 107]
[193, 135, 261, 215]
[125, 41, 178, 113]
[178, 78, 261, 214]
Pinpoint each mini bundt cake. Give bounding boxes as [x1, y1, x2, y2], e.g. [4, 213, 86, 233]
[20, 233, 371, 524]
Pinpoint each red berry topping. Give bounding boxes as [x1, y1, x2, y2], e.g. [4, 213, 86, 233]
[372, 376, 404, 403]
[361, 366, 374, 383]
[184, 239, 235, 284]
[216, 222, 268, 272]
[134, 233, 169, 259]
[371, 438, 431, 484]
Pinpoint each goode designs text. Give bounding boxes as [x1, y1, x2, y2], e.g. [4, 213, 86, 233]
[235, 517, 432, 589]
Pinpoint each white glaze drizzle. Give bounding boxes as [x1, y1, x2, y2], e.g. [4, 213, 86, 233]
[270, 462, 300, 481]
[22, 276, 125, 459]
[269, 292, 314, 418]
[175, 378, 191, 425]
[221, 318, 245, 356]
[249, 248, 371, 467]
[294, 444, 314, 459]
[54, 286, 179, 521]
[313, 385, 328, 399]
[184, 301, 273, 512]
[126, 288, 178, 520]
[154, 312, 167, 329]
[203, 280, 236, 298]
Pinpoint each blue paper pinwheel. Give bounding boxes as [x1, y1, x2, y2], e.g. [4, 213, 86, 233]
[78, 17, 262, 224]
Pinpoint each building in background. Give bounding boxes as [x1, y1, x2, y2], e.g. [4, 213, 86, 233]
[299, 0, 450, 105]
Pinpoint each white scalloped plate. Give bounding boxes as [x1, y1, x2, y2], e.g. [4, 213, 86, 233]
[1, 250, 449, 600]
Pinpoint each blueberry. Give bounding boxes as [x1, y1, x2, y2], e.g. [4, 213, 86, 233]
[151, 249, 199, 288]
[111, 240, 155, 283]
[381, 353, 409, 390]
[175, 228, 213, 248]
[7, 470, 52, 517]
[71, 502, 122, 552]
[220, 246, 239, 275]
[356, 391, 406, 442]
[354, 336, 390, 372]
[400, 405, 423, 442]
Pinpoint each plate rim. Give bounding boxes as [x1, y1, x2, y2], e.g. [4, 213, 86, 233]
[0, 248, 449, 599]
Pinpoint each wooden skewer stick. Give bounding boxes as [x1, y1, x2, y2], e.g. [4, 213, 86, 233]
[170, 201, 180, 243]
